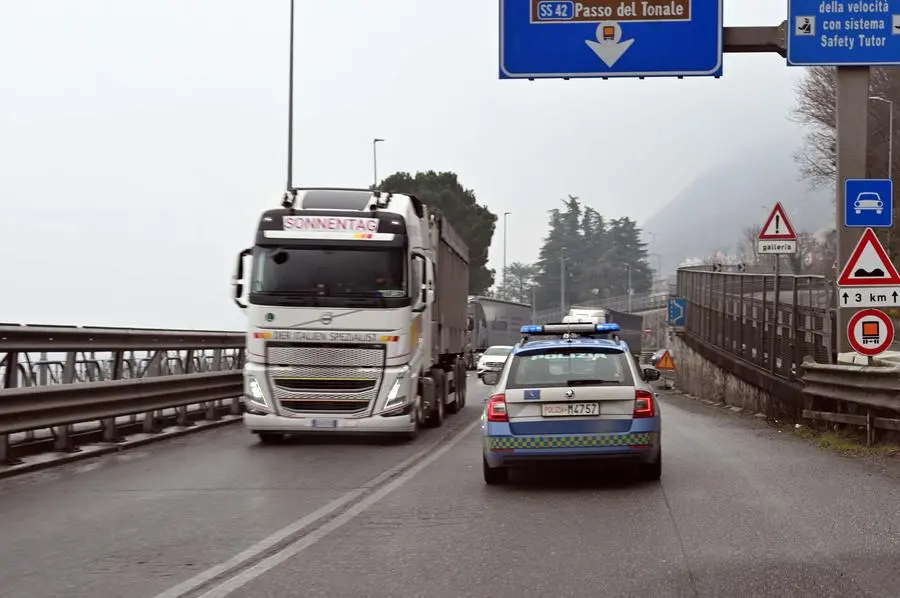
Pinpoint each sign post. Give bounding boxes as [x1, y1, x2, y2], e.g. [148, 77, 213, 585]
[499, 0, 723, 79]
[756, 203, 798, 372]
[786, 1, 900, 354]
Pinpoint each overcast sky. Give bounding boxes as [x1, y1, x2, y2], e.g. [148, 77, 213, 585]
[2, 0, 808, 330]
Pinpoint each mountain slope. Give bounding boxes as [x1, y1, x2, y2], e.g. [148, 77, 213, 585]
[642, 137, 833, 274]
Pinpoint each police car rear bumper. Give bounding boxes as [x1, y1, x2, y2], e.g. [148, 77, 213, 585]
[482, 423, 660, 468]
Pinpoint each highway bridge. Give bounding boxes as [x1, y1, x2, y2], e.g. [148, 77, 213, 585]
[2, 265, 898, 598]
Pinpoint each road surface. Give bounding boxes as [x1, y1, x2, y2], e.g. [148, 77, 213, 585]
[1, 379, 899, 597]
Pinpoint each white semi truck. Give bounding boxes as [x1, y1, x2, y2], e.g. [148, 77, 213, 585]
[231, 188, 470, 442]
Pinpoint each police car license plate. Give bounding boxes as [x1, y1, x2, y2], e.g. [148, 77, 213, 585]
[542, 403, 599, 417]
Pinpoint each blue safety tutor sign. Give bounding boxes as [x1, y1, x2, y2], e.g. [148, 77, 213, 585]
[787, 0, 900, 66]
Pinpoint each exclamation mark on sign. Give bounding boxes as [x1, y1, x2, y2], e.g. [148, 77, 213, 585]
[775, 214, 780, 234]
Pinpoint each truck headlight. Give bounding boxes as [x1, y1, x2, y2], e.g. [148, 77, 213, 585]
[246, 377, 268, 408]
[382, 366, 410, 412]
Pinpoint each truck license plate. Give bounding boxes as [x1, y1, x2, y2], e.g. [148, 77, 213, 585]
[311, 419, 338, 428]
[541, 403, 599, 417]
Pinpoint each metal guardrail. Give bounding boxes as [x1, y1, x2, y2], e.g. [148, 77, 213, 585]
[0, 325, 245, 464]
[800, 360, 900, 445]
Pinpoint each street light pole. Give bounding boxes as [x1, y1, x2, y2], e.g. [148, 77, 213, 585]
[559, 250, 567, 317]
[626, 265, 633, 312]
[286, 0, 296, 191]
[372, 138, 384, 188]
[647, 231, 657, 290]
[502, 211, 511, 299]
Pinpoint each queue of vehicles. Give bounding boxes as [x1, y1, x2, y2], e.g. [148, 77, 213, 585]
[230, 196, 663, 484]
[465, 296, 532, 369]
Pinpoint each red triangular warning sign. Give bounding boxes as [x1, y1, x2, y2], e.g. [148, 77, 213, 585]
[656, 350, 676, 371]
[837, 228, 900, 286]
[758, 202, 797, 240]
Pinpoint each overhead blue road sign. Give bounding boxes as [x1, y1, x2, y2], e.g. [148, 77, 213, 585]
[787, 0, 900, 66]
[845, 179, 893, 227]
[499, 0, 723, 79]
[667, 297, 686, 327]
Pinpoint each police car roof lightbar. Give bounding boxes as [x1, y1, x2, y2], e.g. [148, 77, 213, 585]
[520, 323, 621, 335]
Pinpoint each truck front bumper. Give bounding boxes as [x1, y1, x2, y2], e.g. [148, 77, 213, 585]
[243, 410, 416, 436]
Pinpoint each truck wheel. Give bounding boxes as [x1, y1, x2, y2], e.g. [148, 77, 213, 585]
[446, 362, 462, 415]
[457, 360, 467, 409]
[424, 369, 445, 428]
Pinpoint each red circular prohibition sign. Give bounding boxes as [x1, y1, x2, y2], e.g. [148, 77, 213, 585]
[847, 309, 895, 356]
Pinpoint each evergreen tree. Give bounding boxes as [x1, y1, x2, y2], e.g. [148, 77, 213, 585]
[532, 197, 653, 311]
[379, 171, 497, 294]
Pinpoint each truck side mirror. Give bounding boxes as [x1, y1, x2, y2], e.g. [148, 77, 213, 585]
[232, 248, 252, 309]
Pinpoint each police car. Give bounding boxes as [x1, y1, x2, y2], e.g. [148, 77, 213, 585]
[479, 322, 662, 485]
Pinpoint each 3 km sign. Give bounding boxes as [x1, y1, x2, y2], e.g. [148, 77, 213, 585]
[837, 228, 900, 309]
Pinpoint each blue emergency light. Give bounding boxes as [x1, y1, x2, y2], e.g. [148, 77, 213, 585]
[519, 323, 621, 335]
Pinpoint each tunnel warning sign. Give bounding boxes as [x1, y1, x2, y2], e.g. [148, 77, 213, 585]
[531, 0, 692, 23]
[757, 202, 798, 255]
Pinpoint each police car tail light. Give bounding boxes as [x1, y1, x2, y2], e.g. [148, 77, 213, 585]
[633, 390, 655, 418]
[487, 393, 508, 422]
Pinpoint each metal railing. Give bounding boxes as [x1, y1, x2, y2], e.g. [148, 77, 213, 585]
[677, 269, 833, 379]
[674, 268, 900, 444]
[0, 324, 245, 464]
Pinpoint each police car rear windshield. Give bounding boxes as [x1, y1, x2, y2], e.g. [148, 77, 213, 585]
[506, 347, 634, 389]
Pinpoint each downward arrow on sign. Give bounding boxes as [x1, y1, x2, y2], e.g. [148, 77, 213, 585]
[585, 37, 634, 68]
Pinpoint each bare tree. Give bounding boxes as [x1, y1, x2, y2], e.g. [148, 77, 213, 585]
[792, 66, 900, 189]
[791, 66, 837, 189]
[737, 224, 763, 265]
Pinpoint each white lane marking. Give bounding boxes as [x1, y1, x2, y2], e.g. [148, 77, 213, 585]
[197, 418, 481, 598]
[150, 418, 480, 598]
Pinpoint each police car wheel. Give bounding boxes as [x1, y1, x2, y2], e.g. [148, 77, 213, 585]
[483, 457, 508, 485]
[255, 432, 283, 445]
[640, 452, 662, 482]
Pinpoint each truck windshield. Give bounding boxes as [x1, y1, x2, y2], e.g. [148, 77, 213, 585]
[250, 247, 406, 298]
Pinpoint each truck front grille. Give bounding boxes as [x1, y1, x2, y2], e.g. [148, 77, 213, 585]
[265, 343, 385, 414]
[274, 378, 376, 392]
[279, 400, 369, 413]
[267, 343, 385, 368]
